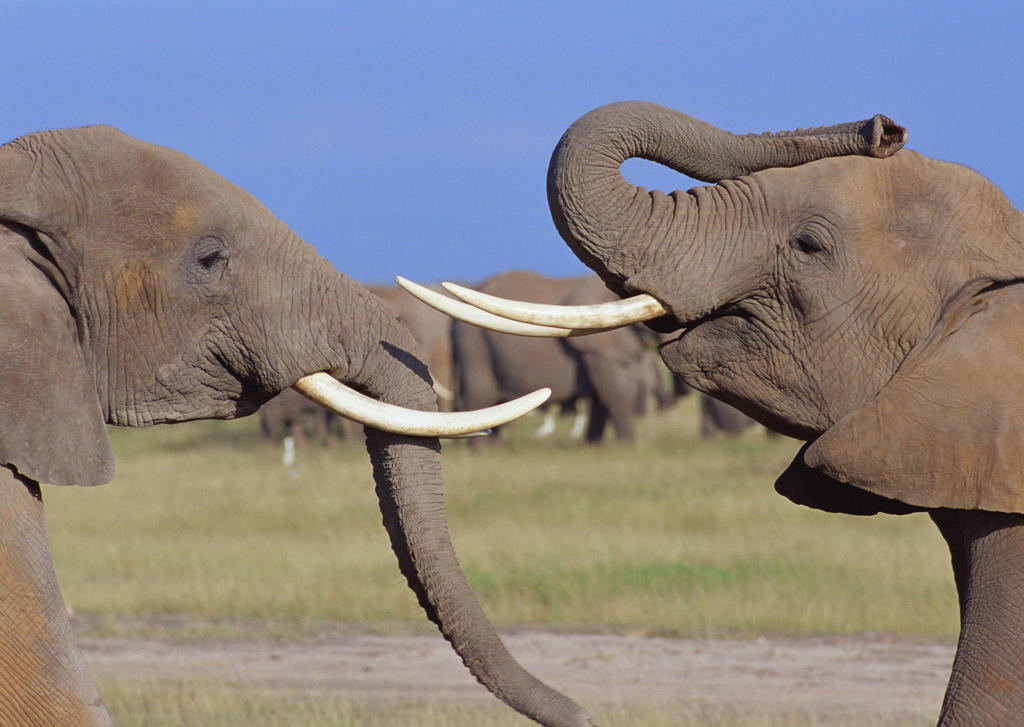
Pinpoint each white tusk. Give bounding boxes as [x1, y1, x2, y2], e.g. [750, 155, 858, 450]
[292, 372, 550, 438]
[441, 281, 670, 329]
[396, 276, 596, 337]
[432, 380, 455, 402]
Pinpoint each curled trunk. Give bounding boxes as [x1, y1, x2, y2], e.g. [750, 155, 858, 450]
[344, 303, 594, 727]
[546, 101, 905, 307]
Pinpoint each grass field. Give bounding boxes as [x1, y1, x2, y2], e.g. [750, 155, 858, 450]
[42, 395, 957, 724]
[97, 682, 929, 727]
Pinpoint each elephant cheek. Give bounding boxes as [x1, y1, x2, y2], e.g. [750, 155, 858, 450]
[660, 319, 827, 437]
[657, 320, 742, 394]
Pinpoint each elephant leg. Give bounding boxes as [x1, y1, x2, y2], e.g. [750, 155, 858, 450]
[584, 357, 635, 443]
[700, 395, 756, 438]
[569, 408, 587, 439]
[604, 390, 636, 442]
[533, 411, 556, 438]
[584, 398, 609, 443]
[931, 509, 1024, 726]
[0, 466, 112, 726]
[287, 417, 305, 447]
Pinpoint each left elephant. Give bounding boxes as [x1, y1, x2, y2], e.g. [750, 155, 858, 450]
[0, 125, 594, 727]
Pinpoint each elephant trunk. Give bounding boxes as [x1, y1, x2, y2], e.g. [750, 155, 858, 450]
[546, 101, 905, 311]
[342, 298, 595, 727]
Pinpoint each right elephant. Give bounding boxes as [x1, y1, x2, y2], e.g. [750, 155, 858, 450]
[417, 102, 1024, 725]
[450, 270, 666, 443]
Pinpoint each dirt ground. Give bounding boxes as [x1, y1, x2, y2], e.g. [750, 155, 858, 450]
[82, 630, 954, 721]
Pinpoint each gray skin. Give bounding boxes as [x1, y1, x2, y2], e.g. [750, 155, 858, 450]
[0, 127, 593, 727]
[662, 356, 757, 437]
[259, 284, 455, 447]
[452, 270, 664, 443]
[545, 101, 1024, 726]
[366, 283, 455, 411]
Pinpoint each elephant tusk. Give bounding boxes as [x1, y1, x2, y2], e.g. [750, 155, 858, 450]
[440, 281, 670, 329]
[432, 380, 455, 402]
[292, 372, 550, 438]
[395, 276, 599, 337]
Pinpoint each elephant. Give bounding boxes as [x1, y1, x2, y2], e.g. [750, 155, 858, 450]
[652, 337, 758, 438]
[447, 270, 668, 443]
[406, 101, 1024, 725]
[259, 284, 456, 450]
[0, 125, 595, 726]
[259, 387, 340, 446]
[365, 283, 455, 409]
[699, 394, 759, 438]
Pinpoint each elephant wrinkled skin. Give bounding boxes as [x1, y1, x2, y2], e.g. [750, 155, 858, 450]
[366, 283, 456, 409]
[0, 126, 594, 727]
[538, 101, 1024, 726]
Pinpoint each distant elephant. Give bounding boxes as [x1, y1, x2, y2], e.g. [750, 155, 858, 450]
[259, 387, 337, 446]
[0, 126, 593, 726]
[450, 270, 664, 443]
[699, 394, 758, 438]
[635, 341, 679, 415]
[534, 331, 676, 439]
[417, 101, 1024, 725]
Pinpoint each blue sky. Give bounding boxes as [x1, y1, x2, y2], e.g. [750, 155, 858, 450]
[2, 1, 1021, 285]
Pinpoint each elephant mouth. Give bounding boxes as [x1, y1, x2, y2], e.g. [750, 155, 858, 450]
[396, 276, 670, 337]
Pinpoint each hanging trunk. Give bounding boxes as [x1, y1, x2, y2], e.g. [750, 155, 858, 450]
[341, 304, 595, 727]
[546, 101, 905, 313]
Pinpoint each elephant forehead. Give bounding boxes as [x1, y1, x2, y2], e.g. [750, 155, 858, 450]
[754, 155, 890, 214]
[169, 202, 200, 239]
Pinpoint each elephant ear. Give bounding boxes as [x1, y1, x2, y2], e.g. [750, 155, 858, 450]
[774, 444, 923, 516]
[779, 284, 1024, 514]
[0, 230, 114, 487]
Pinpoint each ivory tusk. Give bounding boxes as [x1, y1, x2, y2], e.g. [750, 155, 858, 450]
[395, 276, 598, 337]
[292, 372, 550, 438]
[432, 380, 455, 402]
[440, 281, 670, 329]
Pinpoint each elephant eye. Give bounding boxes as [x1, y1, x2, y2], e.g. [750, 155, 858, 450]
[198, 250, 224, 270]
[187, 236, 229, 286]
[792, 233, 826, 255]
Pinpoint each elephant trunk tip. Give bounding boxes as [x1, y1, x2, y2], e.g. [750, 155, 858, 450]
[867, 115, 908, 157]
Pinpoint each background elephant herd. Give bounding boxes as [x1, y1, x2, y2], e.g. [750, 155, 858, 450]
[259, 270, 757, 449]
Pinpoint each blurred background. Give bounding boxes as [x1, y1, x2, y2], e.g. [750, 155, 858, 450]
[2, 1, 1020, 286]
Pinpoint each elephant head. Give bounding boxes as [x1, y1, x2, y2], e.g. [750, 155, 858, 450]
[0, 125, 594, 727]
[543, 102, 1024, 514]
[402, 102, 1024, 724]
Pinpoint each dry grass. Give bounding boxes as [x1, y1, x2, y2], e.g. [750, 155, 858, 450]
[96, 681, 932, 727]
[45, 396, 958, 641]
[42, 396, 956, 725]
